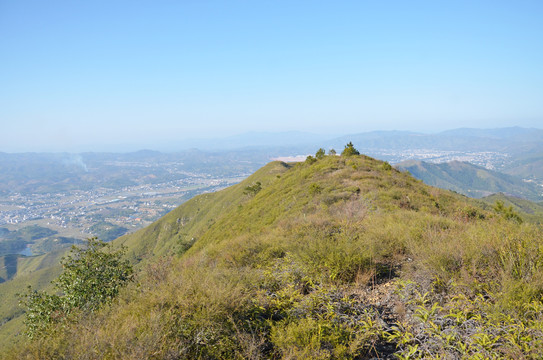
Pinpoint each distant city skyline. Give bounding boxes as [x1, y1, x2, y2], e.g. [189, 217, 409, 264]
[1, 1, 542, 152]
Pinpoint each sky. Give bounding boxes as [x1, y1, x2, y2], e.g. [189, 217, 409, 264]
[1, 0, 542, 152]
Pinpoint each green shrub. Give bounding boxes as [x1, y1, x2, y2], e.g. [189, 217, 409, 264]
[306, 155, 317, 164]
[494, 200, 523, 223]
[382, 161, 392, 171]
[309, 183, 322, 195]
[315, 148, 326, 160]
[19, 238, 133, 338]
[243, 181, 262, 196]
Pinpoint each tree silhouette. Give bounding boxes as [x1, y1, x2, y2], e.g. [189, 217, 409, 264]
[341, 142, 360, 156]
[315, 148, 325, 159]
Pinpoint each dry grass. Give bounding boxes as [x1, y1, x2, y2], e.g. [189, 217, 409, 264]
[7, 154, 543, 359]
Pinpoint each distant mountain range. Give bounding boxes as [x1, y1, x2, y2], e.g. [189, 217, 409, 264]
[120, 126, 543, 156]
[396, 160, 543, 201]
[176, 126, 543, 154]
[160, 131, 333, 151]
[2, 126, 543, 196]
[324, 127, 543, 154]
[178, 127, 543, 181]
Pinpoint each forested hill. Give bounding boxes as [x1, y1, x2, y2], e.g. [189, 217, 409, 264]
[6, 152, 543, 359]
[397, 159, 543, 201]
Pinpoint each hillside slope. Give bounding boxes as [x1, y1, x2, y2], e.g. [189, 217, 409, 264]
[0, 247, 70, 347]
[481, 193, 543, 224]
[0, 262, 63, 346]
[7, 154, 543, 359]
[502, 152, 543, 182]
[396, 159, 543, 201]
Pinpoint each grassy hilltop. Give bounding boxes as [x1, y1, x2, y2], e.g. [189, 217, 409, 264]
[5, 152, 543, 359]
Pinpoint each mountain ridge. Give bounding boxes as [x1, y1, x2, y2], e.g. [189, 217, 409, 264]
[6, 152, 543, 358]
[396, 159, 543, 201]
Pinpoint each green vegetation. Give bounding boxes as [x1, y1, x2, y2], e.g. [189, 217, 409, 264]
[243, 181, 262, 196]
[89, 221, 128, 242]
[0, 225, 59, 256]
[30, 236, 81, 255]
[15, 225, 58, 242]
[494, 200, 523, 223]
[481, 193, 543, 224]
[305, 155, 317, 164]
[0, 240, 26, 256]
[397, 160, 543, 201]
[502, 152, 543, 181]
[4, 149, 543, 358]
[0, 256, 63, 346]
[341, 142, 360, 156]
[19, 238, 133, 338]
[382, 161, 392, 171]
[315, 148, 326, 160]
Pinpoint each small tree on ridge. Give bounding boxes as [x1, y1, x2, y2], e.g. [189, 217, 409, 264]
[315, 148, 326, 159]
[341, 142, 360, 157]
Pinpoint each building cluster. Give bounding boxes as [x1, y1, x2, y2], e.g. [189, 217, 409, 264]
[0, 174, 243, 239]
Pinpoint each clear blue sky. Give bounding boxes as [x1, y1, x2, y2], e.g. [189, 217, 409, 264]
[1, 0, 542, 152]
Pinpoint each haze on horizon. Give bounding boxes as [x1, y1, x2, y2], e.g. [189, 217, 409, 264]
[1, 1, 542, 153]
